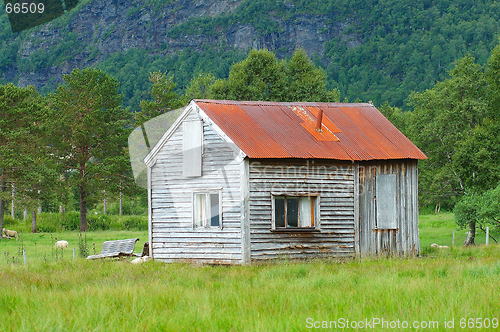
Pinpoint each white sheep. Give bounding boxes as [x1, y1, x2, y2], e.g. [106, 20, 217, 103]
[131, 256, 152, 264]
[430, 243, 449, 249]
[55, 240, 69, 249]
[1, 228, 18, 239]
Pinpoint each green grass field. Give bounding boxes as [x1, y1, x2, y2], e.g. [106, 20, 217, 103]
[1, 230, 148, 266]
[419, 213, 495, 249]
[0, 213, 499, 331]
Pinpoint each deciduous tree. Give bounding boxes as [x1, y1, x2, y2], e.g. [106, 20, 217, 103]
[210, 49, 286, 101]
[137, 72, 185, 124]
[409, 47, 499, 245]
[284, 49, 339, 102]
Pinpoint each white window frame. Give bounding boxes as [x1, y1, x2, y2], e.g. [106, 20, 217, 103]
[271, 193, 320, 230]
[192, 189, 223, 229]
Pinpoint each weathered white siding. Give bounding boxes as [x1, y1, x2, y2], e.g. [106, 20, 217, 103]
[247, 159, 357, 260]
[149, 108, 243, 264]
[358, 160, 420, 256]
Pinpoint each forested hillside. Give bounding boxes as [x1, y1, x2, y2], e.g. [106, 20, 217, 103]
[0, 0, 498, 108]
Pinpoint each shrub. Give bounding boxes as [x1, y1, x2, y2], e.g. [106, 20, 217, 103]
[455, 185, 500, 232]
[87, 214, 111, 231]
[37, 223, 58, 233]
[3, 215, 19, 227]
[123, 216, 148, 231]
[2, 211, 148, 232]
[37, 213, 62, 233]
[94, 195, 147, 216]
[108, 216, 124, 230]
[2, 216, 27, 233]
[60, 211, 80, 231]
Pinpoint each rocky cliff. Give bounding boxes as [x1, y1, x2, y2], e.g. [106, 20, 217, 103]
[0, 0, 497, 107]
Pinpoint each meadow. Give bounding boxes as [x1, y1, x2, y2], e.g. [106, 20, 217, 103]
[0, 213, 499, 331]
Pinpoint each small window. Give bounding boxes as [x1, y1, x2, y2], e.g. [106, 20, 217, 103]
[273, 195, 317, 229]
[193, 191, 221, 228]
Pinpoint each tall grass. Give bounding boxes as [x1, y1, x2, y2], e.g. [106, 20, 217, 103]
[0, 246, 498, 331]
[0, 213, 499, 331]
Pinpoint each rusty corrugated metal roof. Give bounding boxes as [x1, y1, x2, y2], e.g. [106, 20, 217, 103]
[194, 100, 427, 161]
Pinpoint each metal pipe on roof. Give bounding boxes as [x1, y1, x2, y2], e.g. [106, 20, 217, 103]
[315, 108, 323, 132]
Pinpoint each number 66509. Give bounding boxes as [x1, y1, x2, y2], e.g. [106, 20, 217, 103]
[5, 2, 45, 14]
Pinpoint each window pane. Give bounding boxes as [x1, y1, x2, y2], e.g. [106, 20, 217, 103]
[210, 193, 220, 227]
[299, 197, 314, 227]
[194, 193, 206, 227]
[286, 198, 299, 227]
[274, 197, 285, 227]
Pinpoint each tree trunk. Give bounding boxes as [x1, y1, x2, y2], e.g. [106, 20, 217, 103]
[79, 184, 88, 231]
[59, 205, 65, 214]
[0, 177, 5, 230]
[434, 202, 441, 214]
[37, 189, 42, 214]
[464, 221, 476, 246]
[119, 191, 123, 216]
[103, 197, 107, 215]
[0, 199, 4, 231]
[11, 185, 15, 219]
[23, 208, 28, 220]
[31, 211, 37, 233]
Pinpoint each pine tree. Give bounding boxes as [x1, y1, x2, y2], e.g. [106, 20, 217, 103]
[47, 68, 131, 231]
[0, 84, 47, 230]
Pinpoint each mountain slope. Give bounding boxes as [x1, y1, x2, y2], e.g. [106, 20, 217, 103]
[0, 0, 498, 108]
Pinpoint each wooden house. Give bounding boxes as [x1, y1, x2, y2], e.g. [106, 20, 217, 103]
[144, 100, 427, 264]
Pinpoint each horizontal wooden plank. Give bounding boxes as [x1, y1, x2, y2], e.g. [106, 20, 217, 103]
[250, 230, 354, 236]
[154, 258, 241, 264]
[152, 231, 241, 237]
[153, 253, 242, 260]
[250, 251, 354, 260]
[152, 237, 242, 244]
[152, 247, 242, 254]
[251, 241, 353, 250]
[249, 238, 354, 245]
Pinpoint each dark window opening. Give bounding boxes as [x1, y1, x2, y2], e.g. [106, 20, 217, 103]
[273, 195, 317, 229]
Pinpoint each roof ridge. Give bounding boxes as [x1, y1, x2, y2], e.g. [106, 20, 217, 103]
[194, 99, 373, 107]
